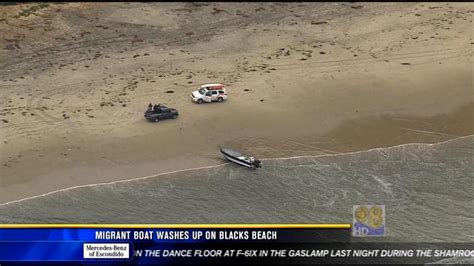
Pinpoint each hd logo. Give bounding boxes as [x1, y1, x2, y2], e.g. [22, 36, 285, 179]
[352, 205, 385, 237]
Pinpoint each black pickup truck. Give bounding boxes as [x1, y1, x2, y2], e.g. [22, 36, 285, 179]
[144, 104, 179, 122]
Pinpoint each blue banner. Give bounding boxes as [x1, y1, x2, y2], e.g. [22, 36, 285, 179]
[0, 226, 470, 265]
[0, 226, 349, 262]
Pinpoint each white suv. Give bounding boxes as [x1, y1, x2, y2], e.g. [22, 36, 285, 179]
[191, 84, 228, 104]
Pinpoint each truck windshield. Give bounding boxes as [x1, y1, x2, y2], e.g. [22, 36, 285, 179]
[198, 88, 206, 95]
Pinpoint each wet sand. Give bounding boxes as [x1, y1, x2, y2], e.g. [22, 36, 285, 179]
[0, 2, 473, 204]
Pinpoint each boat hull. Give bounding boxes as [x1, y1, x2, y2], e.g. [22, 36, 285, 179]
[222, 154, 255, 168]
[220, 148, 261, 169]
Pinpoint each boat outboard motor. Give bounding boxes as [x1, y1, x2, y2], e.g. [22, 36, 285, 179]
[249, 157, 262, 168]
[253, 159, 262, 168]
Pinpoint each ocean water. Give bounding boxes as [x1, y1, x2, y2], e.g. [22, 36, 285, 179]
[0, 136, 472, 242]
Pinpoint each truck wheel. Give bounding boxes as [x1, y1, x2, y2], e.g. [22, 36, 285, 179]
[154, 118, 159, 122]
[217, 97, 223, 102]
[172, 115, 178, 119]
[197, 99, 203, 104]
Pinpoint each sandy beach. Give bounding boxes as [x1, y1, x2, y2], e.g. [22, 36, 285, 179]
[0, 2, 472, 204]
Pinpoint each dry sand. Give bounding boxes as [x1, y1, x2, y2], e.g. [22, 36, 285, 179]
[0, 2, 473, 204]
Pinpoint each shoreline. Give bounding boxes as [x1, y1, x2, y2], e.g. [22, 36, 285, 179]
[1, 134, 472, 208]
[1, 101, 472, 205]
[1, 3, 473, 206]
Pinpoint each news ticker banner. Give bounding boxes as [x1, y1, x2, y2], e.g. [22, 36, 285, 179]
[0, 224, 472, 265]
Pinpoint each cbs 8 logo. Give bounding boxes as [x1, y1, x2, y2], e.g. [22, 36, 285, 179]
[355, 205, 384, 229]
